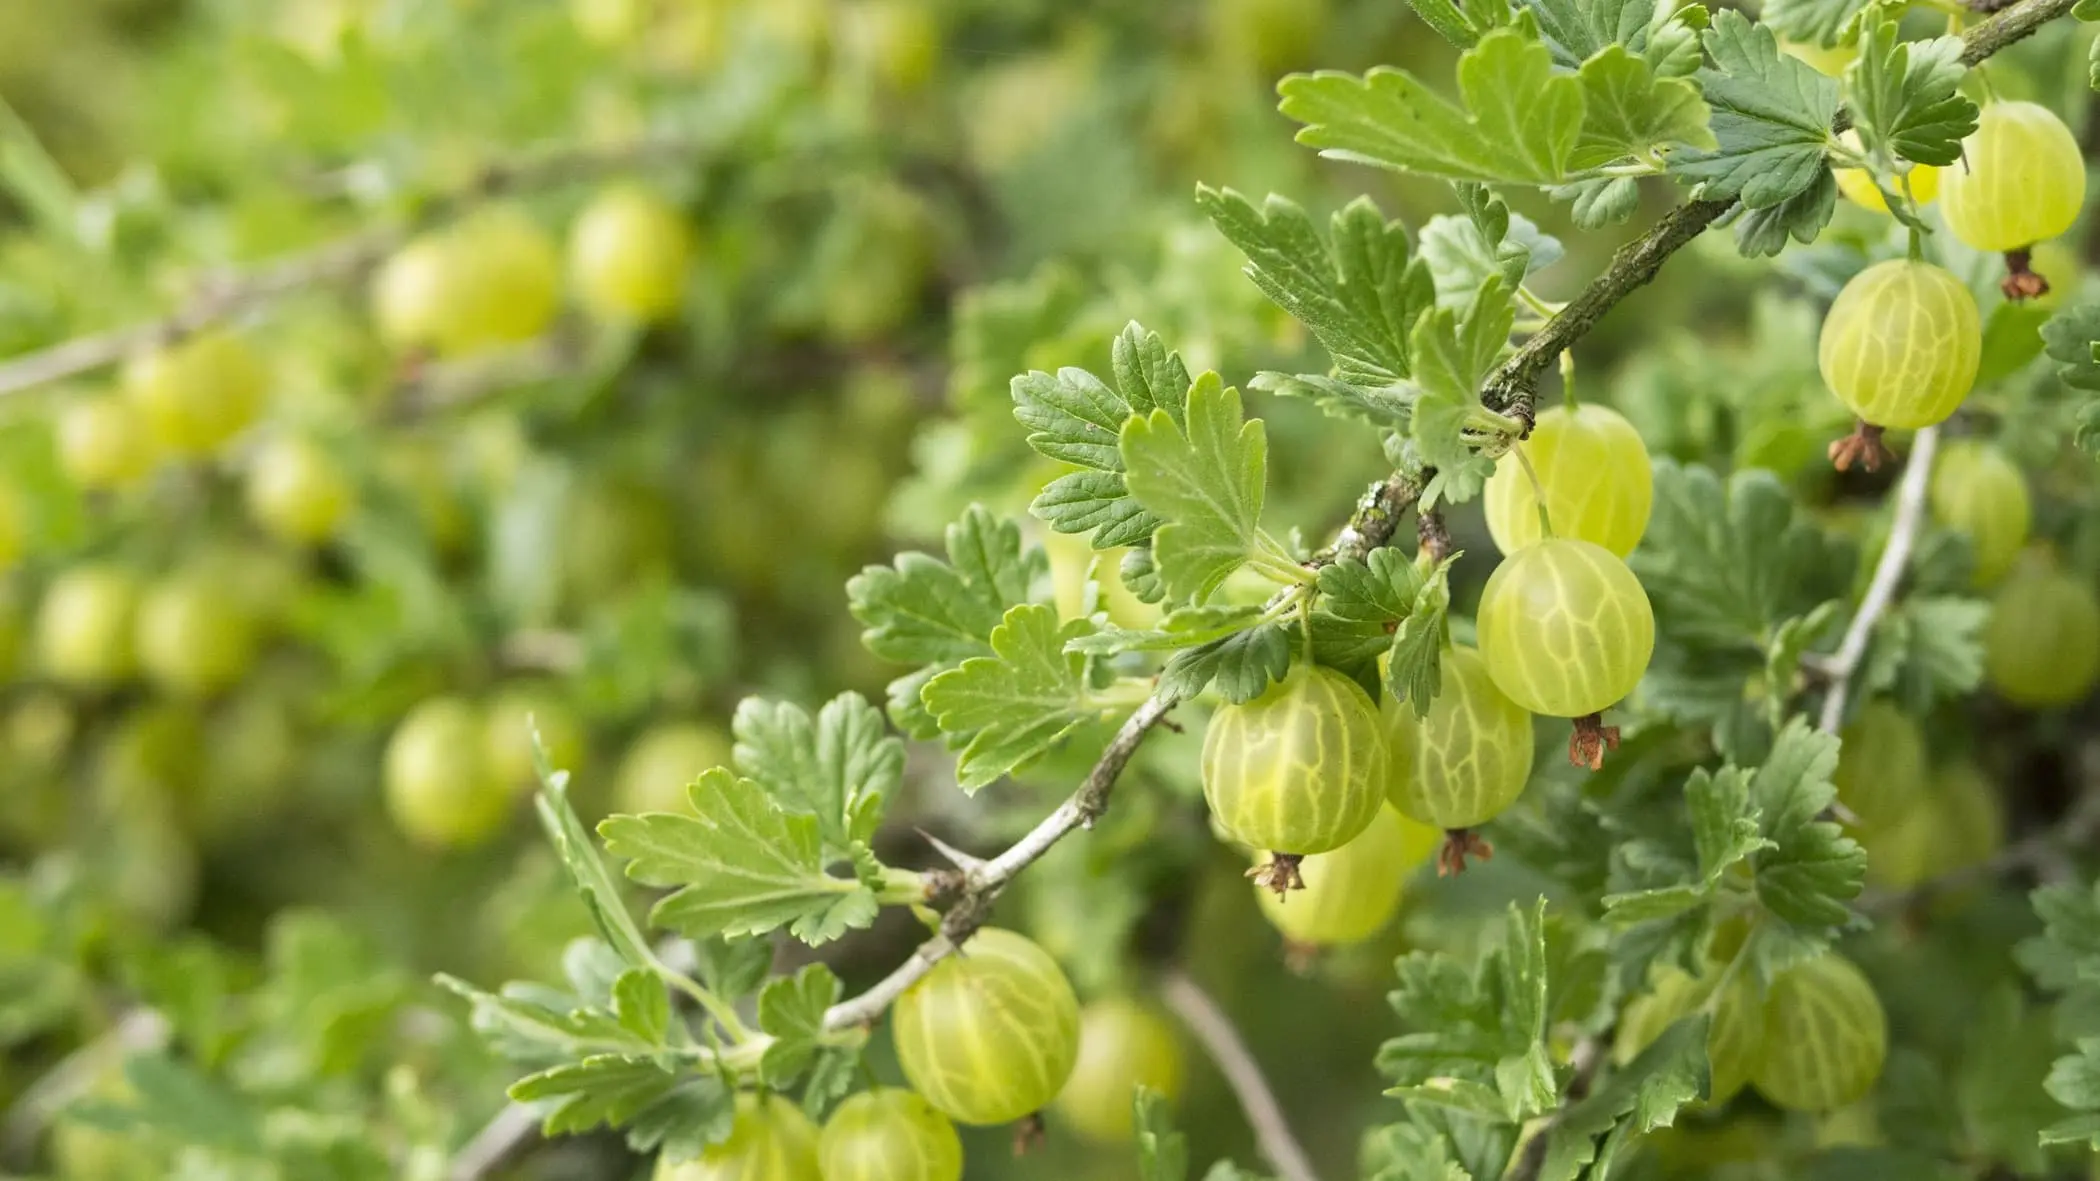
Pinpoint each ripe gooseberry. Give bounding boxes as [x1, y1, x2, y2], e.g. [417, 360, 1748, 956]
[384, 697, 509, 848]
[1254, 804, 1437, 947]
[569, 185, 692, 323]
[58, 396, 155, 490]
[658, 1092, 820, 1181]
[123, 332, 269, 456]
[483, 685, 586, 790]
[135, 570, 258, 698]
[1383, 644, 1536, 829]
[1614, 964, 1764, 1106]
[1199, 663, 1388, 856]
[37, 564, 142, 687]
[616, 723, 731, 815]
[1830, 700, 1925, 832]
[818, 1088, 962, 1181]
[1832, 130, 1940, 215]
[1483, 403, 1653, 558]
[1863, 761, 2005, 889]
[1817, 259, 1980, 429]
[1940, 101, 2087, 252]
[371, 235, 460, 353]
[1750, 953, 1888, 1112]
[247, 436, 353, 545]
[893, 927, 1081, 1126]
[1983, 552, 2100, 707]
[1477, 539, 1655, 718]
[1928, 440, 2030, 586]
[1054, 998, 1185, 1144]
[435, 208, 562, 356]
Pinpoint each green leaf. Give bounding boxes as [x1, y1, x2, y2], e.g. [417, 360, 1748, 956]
[1409, 276, 1515, 507]
[1668, 13, 1839, 208]
[1550, 176, 1644, 228]
[1198, 187, 1433, 388]
[1538, 1016, 1710, 1179]
[612, 969, 670, 1047]
[439, 974, 640, 1068]
[1379, 899, 1554, 1123]
[1160, 622, 1293, 704]
[1418, 210, 1565, 311]
[1012, 323, 1194, 548]
[1120, 375, 1275, 604]
[847, 506, 1042, 665]
[1748, 719, 1864, 931]
[688, 940, 779, 1005]
[2043, 302, 2100, 391]
[1388, 555, 1459, 717]
[621, 1076, 738, 1162]
[509, 1054, 703, 1141]
[83, 1055, 264, 1156]
[1069, 604, 1265, 656]
[1136, 1087, 1191, 1181]
[1727, 169, 1838, 258]
[1574, 46, 1716, 170]
[1519, 0, 1653, 66]
[1249, 371, 1413, 430]
[757, 964, 842, 1088]
[1311, 548, 1429, 688]
[1689, 766, 1775, 880]
[1847, 20, 1975, 167]
[599, 770, 879, 945]
[732, 693, 902, 852]
[1363, 1120, 1475, 1181]
[923, 604, 1105, 789]
[1761, 0, 1875, 50]
[1407, 0, 1516, 48]
[1861, 595, 1988, 715]
[532, 757, 657, 977]
[1631, 462, 1839, 646]
[1278, 27, 1586, 185]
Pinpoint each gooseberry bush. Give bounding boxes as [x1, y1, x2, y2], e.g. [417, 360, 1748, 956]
[11, 1, 2100, 1180]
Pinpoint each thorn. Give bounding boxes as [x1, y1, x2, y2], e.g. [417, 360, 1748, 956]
[1246, 853, 1306, 898]
[1437, 829, 1493, 876]
[2001, 248, 2050, 301]
[1828, 421, 1896, 473]
[917, 829, 987, 874]
[1568, 714, 1622, 771]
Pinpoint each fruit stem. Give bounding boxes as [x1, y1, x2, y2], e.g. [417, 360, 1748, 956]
[1559, 349, 1578, 411]
[1906, 221, 1925, 262]
[1513, 443, 1554, 538]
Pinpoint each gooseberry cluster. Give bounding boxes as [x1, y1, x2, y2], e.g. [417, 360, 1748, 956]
[1200, 400, 1657, 904]
[1817, 99, 2085, 469]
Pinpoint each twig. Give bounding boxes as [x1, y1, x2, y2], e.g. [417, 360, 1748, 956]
[447, 1101, 542, 1181]
[0, 1008, 169, 1163]
[1481, 199, 1733, 424]
[820, 693, 1179, 1031]
[1160, 971, 1320, 1181]
[1816, 426, 1940, 734]
[1959, 0, 2080, 63]
[0, 133, 709, 400]
[1507, 1035, 1608, 1181]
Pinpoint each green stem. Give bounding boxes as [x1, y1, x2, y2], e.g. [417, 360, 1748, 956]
[1466, 406, 1528, 438]
[1559, 350, 1578, 412]
[1250, 537, 1318, 587]
[874, 866, 930, 906]
[1513, 443, 1554, 539]
[658, 965, 760, 1044]
[1515, 285, 1562, 319]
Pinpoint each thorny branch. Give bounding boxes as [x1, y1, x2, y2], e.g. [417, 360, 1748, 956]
[1812, 425, 1941, 735]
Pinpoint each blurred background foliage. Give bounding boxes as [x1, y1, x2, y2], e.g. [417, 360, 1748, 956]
[0, 1, 2097, 1179]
